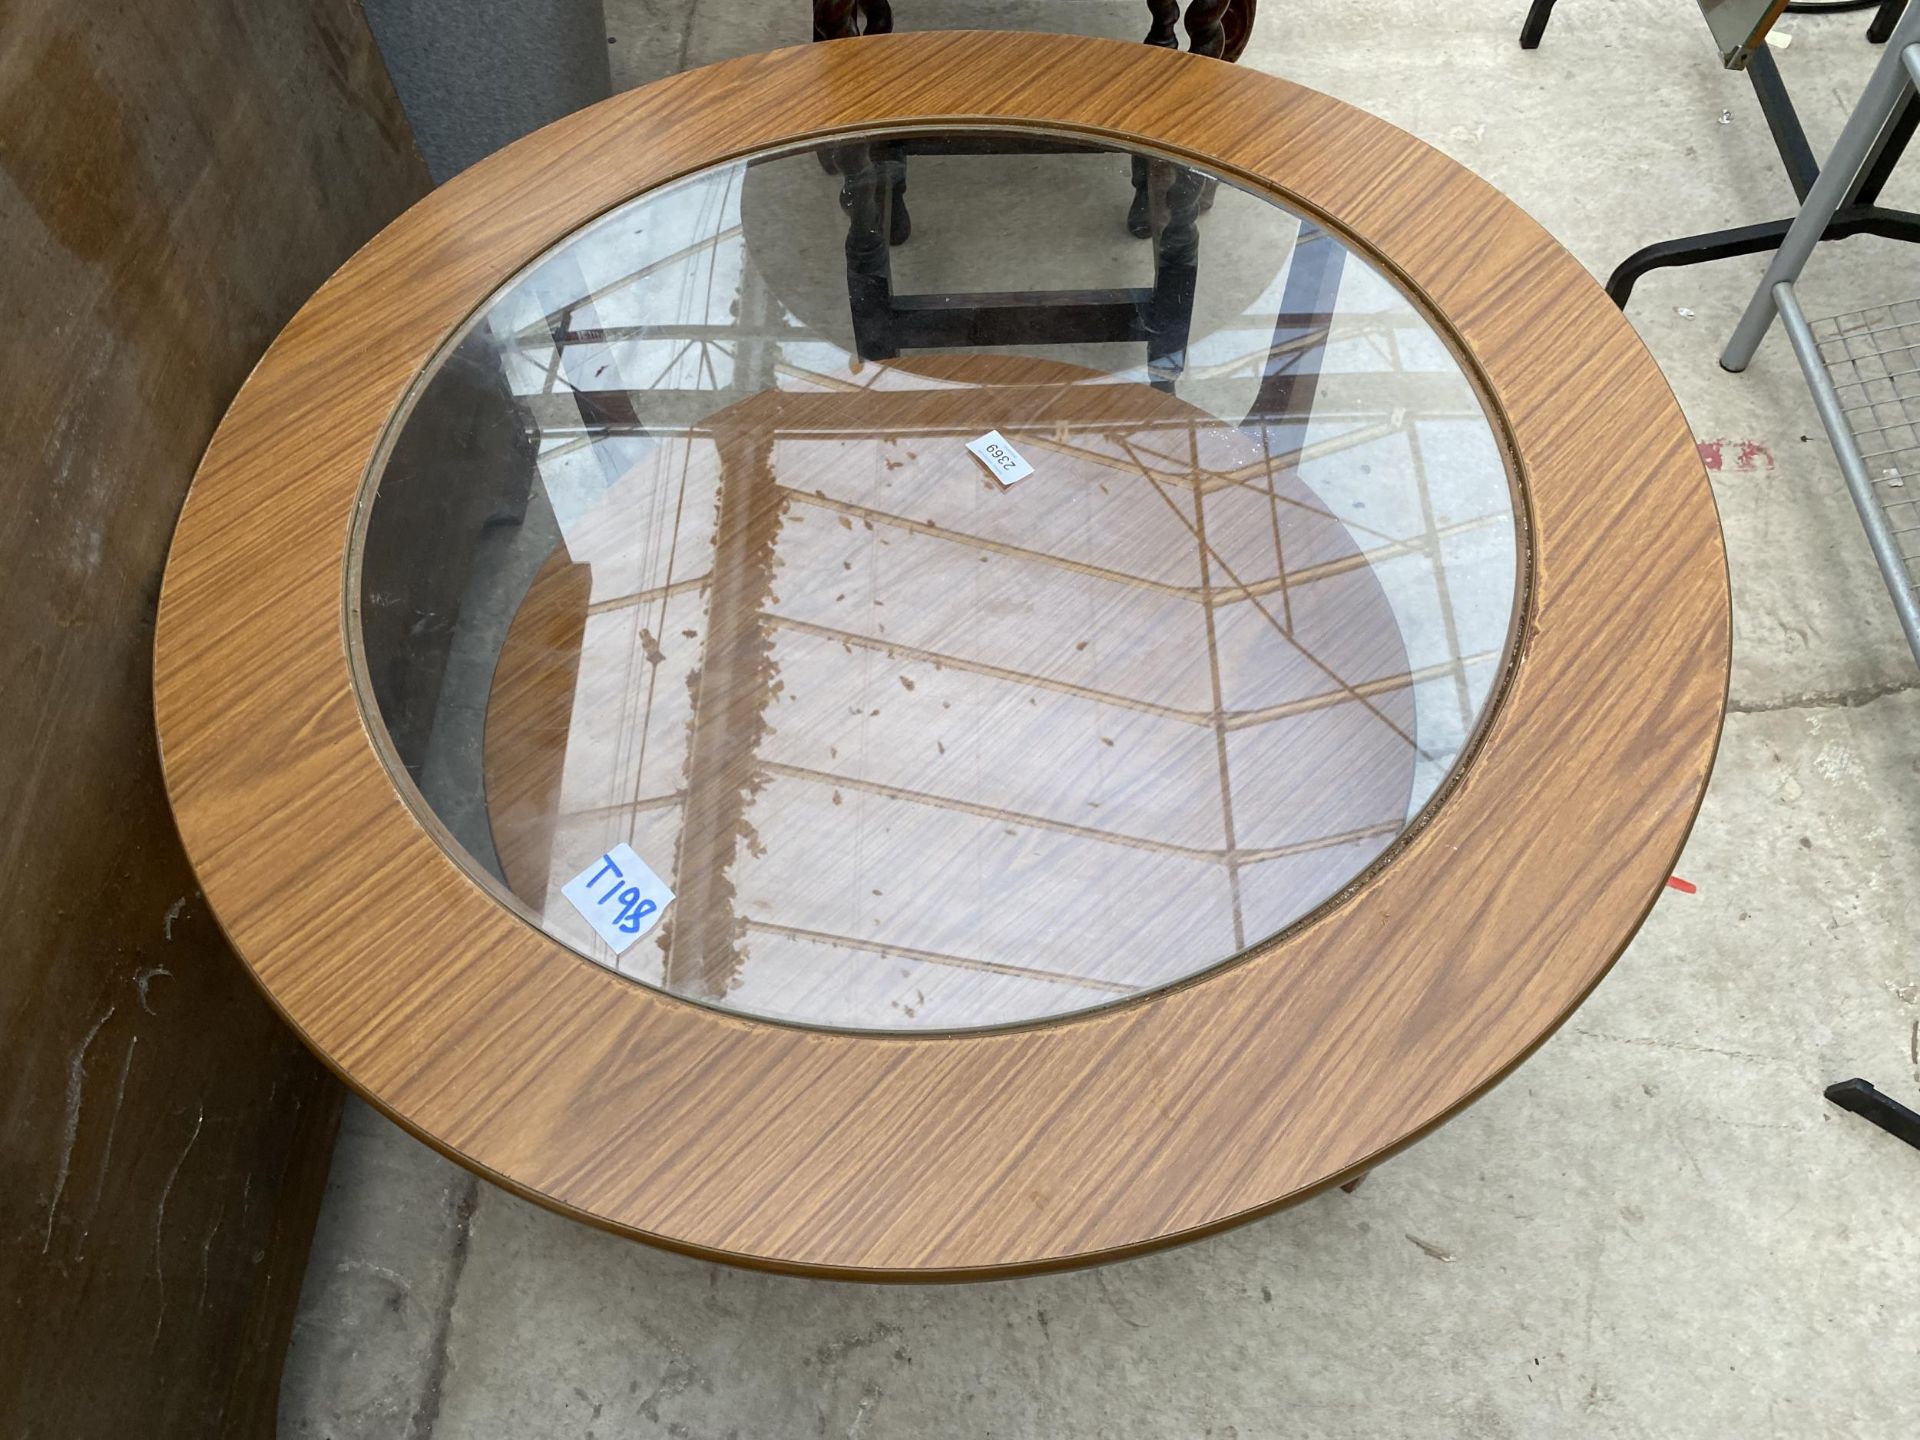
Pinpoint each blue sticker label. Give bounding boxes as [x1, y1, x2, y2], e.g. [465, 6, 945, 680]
[560, 843, 675, 955]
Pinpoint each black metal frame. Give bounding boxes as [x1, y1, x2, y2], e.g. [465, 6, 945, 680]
[813, 0, 1242, 240]
[1521, 0, 1920, 307]
[1825, 1077, 1920, 1150]
[836, 135, 1206, 390]
[1609, 46, 1920, 304]
[1524, 0, 1910, 52]
[1244, 223, 1346, 426]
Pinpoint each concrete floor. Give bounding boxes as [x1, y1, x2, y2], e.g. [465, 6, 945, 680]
[281, 2, 1920, 1435]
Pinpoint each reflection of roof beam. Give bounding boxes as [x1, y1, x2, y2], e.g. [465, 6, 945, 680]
[766, 613, 1206, 723]
[509, 223, 747, 346]
[569, 474, 1510, 616]
[544, 323, 824, 345]
[515, 312, 1409, 361]
[549, 789, 687, 821]
[765, 353, 1486, 459]
[1220, 653, 1499, 731]
[1118, 433, 1417, 751]
[662, 378, 778, 1000]
[785, 488, 1198, 599]
[1217, 513, 1508, 600]
[560, 443, 1505, 622]
[520, 372, 1481, 434]
[738, 918, 1140, 994]
[1123, 416, 1410, 501]
[782, 485, 1492, 605]
[528, 394, 1444, 542]
[571, 604, 1493, 737]
[587, 571, 711, 614]
[758, 759, 1407, 866]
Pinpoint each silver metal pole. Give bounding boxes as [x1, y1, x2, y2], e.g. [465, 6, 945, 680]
[1773, 282, 1920, 658]
[1720, 24, 1920, 371]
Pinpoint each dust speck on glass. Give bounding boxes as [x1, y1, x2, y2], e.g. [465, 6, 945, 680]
[350, 127, 1520, 1033]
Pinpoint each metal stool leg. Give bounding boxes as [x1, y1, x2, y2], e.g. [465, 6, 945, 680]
[1723, 27, 1920, 370]
[1773, 284, 1920, 654]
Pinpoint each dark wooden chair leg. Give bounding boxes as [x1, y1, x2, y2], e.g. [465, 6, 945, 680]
[1128, 158, 1154, 239]
[816, 3, 910, 239]
[814, 0, 861, 41]
[1222, 0, 1258, 62]
[1184, 0, 1234, 57]
[888, 141, 910, 245]
[1128, 0, 1183, 238]
[817, 0, 1255, 242]
[1146, 161, 1205, 389]
[838, 141, 900, 358]
[812, 2, 860, 175]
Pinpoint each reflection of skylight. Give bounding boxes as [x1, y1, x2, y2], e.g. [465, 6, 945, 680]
[495, 149, 1515, 836]
[375, 136, 1520, 1030]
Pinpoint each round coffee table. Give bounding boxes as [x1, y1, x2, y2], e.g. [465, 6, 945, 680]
[154, 32, 1729, 1278]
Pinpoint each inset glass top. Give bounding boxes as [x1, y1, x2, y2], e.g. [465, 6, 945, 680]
[352, 127, 1518, 1032]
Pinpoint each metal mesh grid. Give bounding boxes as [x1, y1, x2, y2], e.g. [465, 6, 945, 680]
[1809, 297, 1920, 593]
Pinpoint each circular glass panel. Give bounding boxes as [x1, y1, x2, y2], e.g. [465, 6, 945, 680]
[352, 127, 1519, 1032]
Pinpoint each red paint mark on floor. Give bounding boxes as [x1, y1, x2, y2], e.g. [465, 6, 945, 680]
[1696, 438, 1774, 473]
[1666, 876, 1697, 894]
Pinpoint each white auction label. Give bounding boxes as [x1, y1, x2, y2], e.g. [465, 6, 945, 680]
[561, 842, 675, 954]
[966, 430, 1033, 485]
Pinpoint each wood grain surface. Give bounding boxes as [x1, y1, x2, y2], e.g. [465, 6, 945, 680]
[0, 0, 427, 1431]
[476, 353, 1429, 1031]
[153, 32, 1729, 1279]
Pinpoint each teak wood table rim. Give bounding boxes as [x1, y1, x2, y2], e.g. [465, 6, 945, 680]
[153, 32, 1731, 1279]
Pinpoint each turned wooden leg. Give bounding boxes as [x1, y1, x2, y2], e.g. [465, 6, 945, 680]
[814, 5, 908, 238]
[812, 0, 860, 176]
[1144, 0, 1180, 46]
[837, 142, 899, 358]
[1128, 0, 1183, 237]
[814, 0, 861, 41]
[1127, 156, 1154, 240]
[1184, 0, 1233, 59]
[1145, 161, 1205, 389]
[1182, 0, 1240, 212]
[887, 142, 910, 245]
[816, 0, 892, 40]
[1221, 0, 1258, 63]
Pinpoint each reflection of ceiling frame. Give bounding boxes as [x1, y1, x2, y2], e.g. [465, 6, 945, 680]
[481, 201, 1508, 1002]
[502, 295, 1504, 1001]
